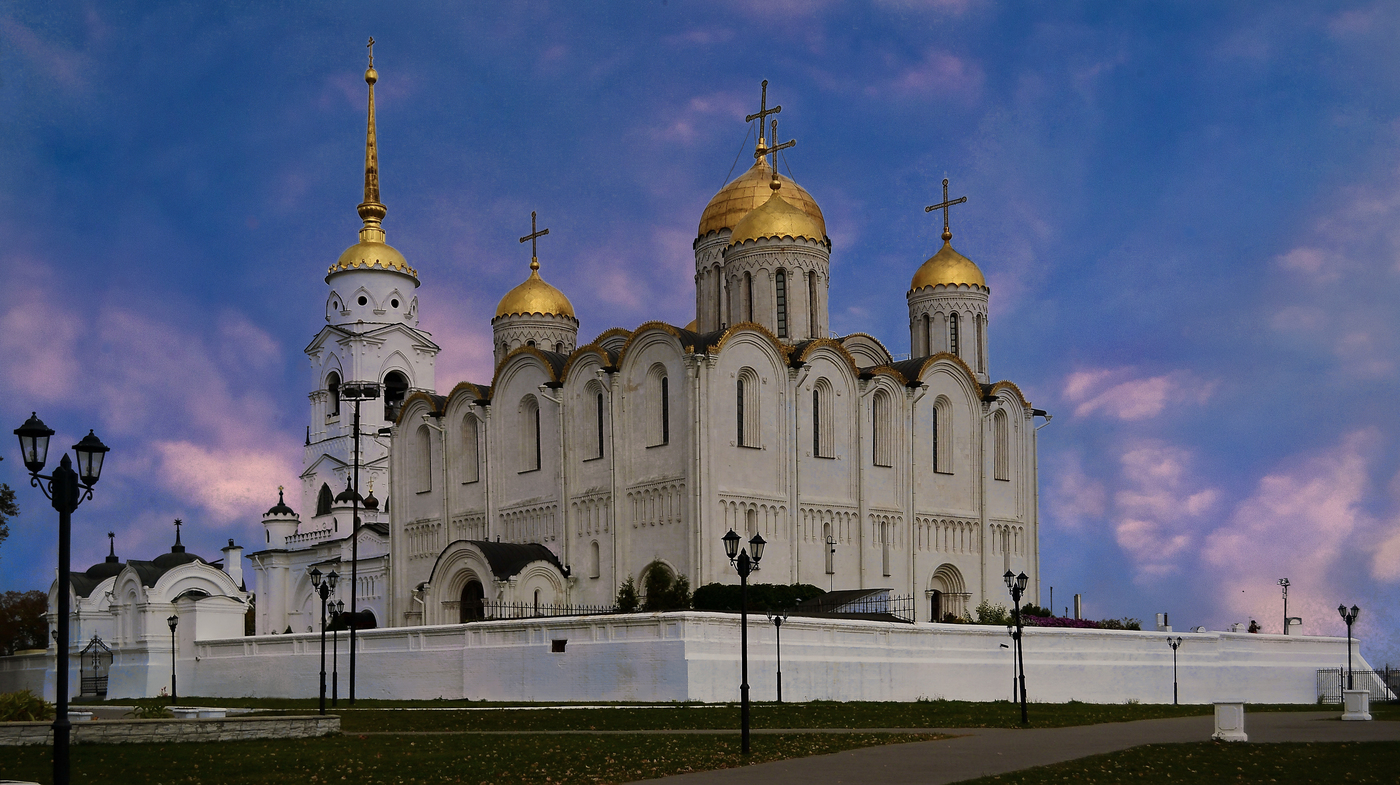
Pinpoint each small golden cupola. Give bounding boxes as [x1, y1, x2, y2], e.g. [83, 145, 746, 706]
[491, 211, 580, 366]
[718, 113, 832, 342]
[907, 178, 991, 380]
[693, 81, 829, 334]
[325, 43, 422, 329]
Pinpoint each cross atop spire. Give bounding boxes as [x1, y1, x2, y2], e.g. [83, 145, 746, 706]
[519, 211, 550, 272]
[172, 518, 185, 553]
[765, 118, 796, 192]
[107, 531, 117, 563]
[357, 36, 387, 243]
[924, 177, 967, 243]
[747, 80, 782, 158]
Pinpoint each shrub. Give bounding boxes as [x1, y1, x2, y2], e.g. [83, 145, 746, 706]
[974, 599, 1009, 625]
[615, 577, 640, 613]
[129, 691, 172, 719]
[690, 583, 825, 613]
[1098, 617, 1143, 631]
[0, 689, 52, 722]
[641, 568, 692, 612]
[1020, 603, 1053, 618]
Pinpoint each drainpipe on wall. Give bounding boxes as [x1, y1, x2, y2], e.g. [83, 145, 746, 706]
[907, 383, 928, 618]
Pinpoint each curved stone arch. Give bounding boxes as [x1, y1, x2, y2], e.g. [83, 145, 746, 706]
[395, 391, 440, 427]
[985, 380, 1032, 410]
[840, 333, 892, 367]
[349, 285, 380, 311]
[378, 350, 416, 388]
[710, 321, 787, 360]
[616, 321, 687, 368]
[515, 561, 566, 608]
[150, 564, 241, 604]
[791, 339, 860, 378]
[425, 540, 498, 625]
[929, 563, 966, 594]
[560, 344, 614, 383]
[326, 290, 346, 319]
[491, 346, 562, 391]
[920, 359, 985, 415]
[586, 327, 633, 352]
[321, 352, 345, 387]
[383, 287, 408, 312]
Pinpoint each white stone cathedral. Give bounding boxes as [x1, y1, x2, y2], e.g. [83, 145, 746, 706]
[249, 60, 1047, 636]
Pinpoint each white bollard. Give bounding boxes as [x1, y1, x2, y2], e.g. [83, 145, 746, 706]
[1212, 702, 1247, 741]
[1341, 689, 1373, 721]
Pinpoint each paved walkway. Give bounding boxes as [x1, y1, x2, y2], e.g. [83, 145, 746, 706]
[632, 713, 1400, 785]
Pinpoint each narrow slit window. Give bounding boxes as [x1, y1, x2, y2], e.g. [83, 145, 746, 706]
[596, 392, 605, 458]
[737, 379, 746, 446]
[949, 313, 960, 357]
[775, 269, 788, 338]
[661, 376, 670, 445]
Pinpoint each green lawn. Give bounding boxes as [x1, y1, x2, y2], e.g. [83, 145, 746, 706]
[0, 731, 938, 785]
[955, 741, 1400, 784]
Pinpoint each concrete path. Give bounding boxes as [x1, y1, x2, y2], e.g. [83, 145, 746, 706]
[633, 712, 1400, 785]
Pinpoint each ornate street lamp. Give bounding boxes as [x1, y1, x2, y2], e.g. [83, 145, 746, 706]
[723, 528, 765, 754]
[310, 567, 339, 715]
[340, 380, 379, 705]
[1003, 569, 1030, 725]
[331, 598, 345, 707]
[766, 607, 789, 703]
[14, 413, 109, 785]
[1278, 578, 1290, 635]
[1338, 604, 1360, 691]
[1167, 636, 1183, 705]
[167, 615, 179, 704]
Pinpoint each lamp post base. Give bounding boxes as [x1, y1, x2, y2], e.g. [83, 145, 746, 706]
[1342, 689, 1372, 721]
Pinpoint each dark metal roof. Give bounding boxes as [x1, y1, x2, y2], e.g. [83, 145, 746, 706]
[468, 540, 563, 580]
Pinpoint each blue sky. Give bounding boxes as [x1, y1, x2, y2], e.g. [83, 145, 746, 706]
[3, 1, 1400, 665]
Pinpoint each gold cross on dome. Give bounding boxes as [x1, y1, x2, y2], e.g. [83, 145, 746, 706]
[367, 37, 375, 67]
[746, 79, 782, 153]
[519, 211, 550, 268]
[765, 119, 796, 191]
[925, 178, 967, 242]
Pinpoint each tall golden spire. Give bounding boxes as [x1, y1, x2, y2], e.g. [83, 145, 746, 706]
[357, 37, 387, 244]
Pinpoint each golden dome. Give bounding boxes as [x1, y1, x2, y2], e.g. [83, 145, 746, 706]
[329, 240, 419, 282]
[728, 188, 826, 248]
[699, 158, 825, 239]
[495, 260, 576, 319]
[910, 241, 987, 291]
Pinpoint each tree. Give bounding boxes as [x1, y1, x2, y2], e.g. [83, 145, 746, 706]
[615, 576, 639, 613]
[0, 483, 18, 558]
[0, 590, 48, 656]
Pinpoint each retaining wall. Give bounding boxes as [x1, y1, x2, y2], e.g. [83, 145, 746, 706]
[0, 715, 339, 746]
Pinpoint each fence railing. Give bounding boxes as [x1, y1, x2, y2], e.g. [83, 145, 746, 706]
[795, 593, 916, 623]
[471, 601, 618, 621]
[1316, 667, 1399, 704]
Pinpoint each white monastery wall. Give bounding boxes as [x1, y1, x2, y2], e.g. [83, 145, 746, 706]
[179, 612, 1366, 705]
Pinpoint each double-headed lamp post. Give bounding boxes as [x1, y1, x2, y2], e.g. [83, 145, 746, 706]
[167, 615, 179, 704]
[766, 607, 789, 703]
[1338, 604, 1360, 691]
[1167, 636, 1183, 705]
[1003, 570, 1030, 725]
[723, 528, 766, 755]
[14, 413, 110, 785]
[331, 599, 345, 707]
[310, 567, 339, 715]
[340, 380, 379, 705]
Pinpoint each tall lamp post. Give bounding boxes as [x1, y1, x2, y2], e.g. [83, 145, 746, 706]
[1003, 570, 1029, 725]
[766, 607, 788, 703]
[1278, 578, 1290, 635]
[310, 567, 339, 715]
[723, 528, 766, 755]
[341, 380, 379, 705]
[1167, 636, 1183, 705]
[167, 615, 179, 704]
[14, 413, 110, 785]
[1338, 604, 1360, 690]
[331, 599, 345, 707]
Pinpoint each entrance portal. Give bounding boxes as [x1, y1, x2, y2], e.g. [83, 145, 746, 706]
[460, 580, 485, 622]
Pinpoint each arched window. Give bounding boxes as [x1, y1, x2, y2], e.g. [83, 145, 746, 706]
[555, 342, 563, 353]
[316, 483, 333, 516]
[976, 314, 986, 373]
[808, 271, 819, 337]
[520, 396, 541, 472]
[534, 588, 541, 615]
[921, 314, 931, 356]
[596, 391, 606, 459]
[647, 365, 669, 447]
[949, 313, 960, 358]
[415, 425, 433, 493]
[460, 580, 484, 623]
[745, 507, 758, 537]
[775, 269, 788, 338]
[737, 369, 759, 447]
[589, 540, 600, 579]
[932, 396, 954, 474]
[813, 378, 834, 458]
[993, 409, 1010, 481]
[872, 389, 893, 467]
[880, 520, 891, 576]
[744, 272, 754, 322]
[326, 372, 341, 417]
[461, 415, 480, 484]
[383, 371, 409, 422]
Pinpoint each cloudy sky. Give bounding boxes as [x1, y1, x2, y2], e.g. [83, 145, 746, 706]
[3, 1, 1399, 664]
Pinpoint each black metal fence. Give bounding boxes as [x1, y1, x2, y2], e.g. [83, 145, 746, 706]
[795, 593, 916, 623]
[476, 601, 618, 621]
[1316, 667, 1400, 704]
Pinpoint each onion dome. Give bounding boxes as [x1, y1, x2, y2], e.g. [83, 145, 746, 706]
[80, 532, 125, 584]
[266, 487, 296, 517]
[152, 518, 202, 571]
[495, 259, 575, 319]
[335, 479, 362, 505]
[729, 189, 826, 248]
[699, 156, 825, 239]
[363, 489, 380, 511]
[910, 241, 987, 291]
[326, 56, 419, 284]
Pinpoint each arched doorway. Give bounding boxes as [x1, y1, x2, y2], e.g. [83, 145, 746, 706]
[460, 580, 485, 623]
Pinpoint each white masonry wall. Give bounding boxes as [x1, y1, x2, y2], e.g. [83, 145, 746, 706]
[184, 612, 1365, 705]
